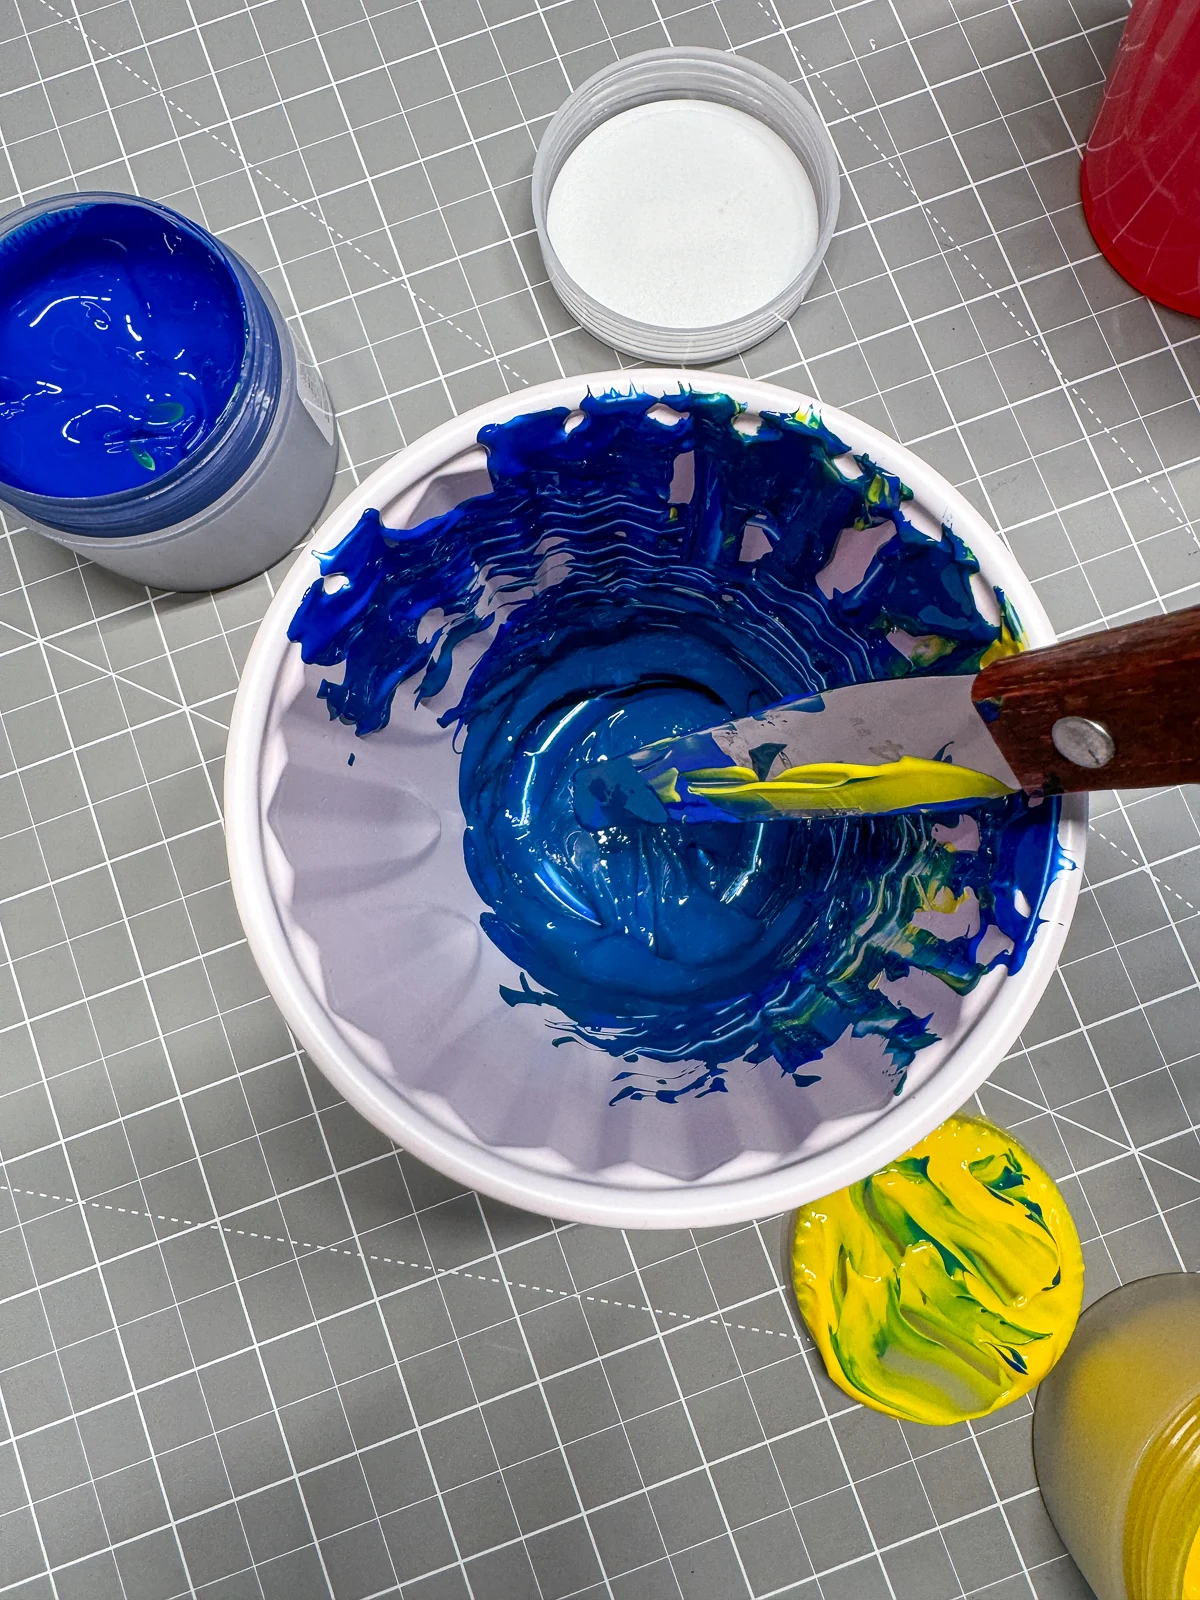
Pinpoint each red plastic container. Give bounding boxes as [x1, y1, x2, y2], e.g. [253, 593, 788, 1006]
[1081, 0, 1200, 317]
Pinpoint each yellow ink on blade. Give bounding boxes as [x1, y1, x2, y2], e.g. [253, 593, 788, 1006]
[648, 766, 682, 805]
[683, 755, 1014, 817]
[790, 1115, 1084, 1425]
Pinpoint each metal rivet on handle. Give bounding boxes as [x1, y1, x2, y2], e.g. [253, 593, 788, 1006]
[1051, 716, 1116, 769]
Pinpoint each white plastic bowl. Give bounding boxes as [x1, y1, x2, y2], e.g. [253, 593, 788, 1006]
[226, 371, 1085, 1229]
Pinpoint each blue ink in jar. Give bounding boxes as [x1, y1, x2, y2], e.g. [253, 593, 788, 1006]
[0, 200, 246, 497]
[0, 193, 337, 592]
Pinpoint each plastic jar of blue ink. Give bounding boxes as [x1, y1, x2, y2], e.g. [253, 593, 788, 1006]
[0, 192, 337, 591]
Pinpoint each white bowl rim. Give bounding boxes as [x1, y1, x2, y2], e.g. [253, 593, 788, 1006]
[226, 369, 1086, 1229]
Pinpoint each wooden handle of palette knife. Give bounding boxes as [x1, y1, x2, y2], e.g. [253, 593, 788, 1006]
[972, 605, 1200, 795]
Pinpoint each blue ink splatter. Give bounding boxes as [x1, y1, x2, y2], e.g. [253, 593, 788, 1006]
[289, 390, 1064, 1103]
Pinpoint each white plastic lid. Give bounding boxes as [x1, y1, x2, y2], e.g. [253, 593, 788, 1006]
[533, 49, 841, 364]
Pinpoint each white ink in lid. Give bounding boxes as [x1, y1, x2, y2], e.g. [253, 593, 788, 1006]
[533, 48, 841, 364]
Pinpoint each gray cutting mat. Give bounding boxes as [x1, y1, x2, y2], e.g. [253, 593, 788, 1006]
[0, 0, 1196, 1595]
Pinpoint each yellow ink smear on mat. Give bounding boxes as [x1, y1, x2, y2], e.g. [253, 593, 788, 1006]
[789, 1114, 1084, 1425]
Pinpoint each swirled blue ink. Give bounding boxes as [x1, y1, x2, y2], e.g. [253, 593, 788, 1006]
[288, 390, 1066, 1104]
[0, 201, 246, 497]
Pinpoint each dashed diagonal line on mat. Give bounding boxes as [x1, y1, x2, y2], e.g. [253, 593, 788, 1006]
[739, 0, 1197, 550]
[0, 1179, 803, 1344]
[1089, 825, 1198, 913]
[36, 0, 532, 389]
[38, 0, 1195, 557]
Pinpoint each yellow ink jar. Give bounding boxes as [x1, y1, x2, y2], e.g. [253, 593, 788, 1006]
[1034, 1272, 1200, 1600]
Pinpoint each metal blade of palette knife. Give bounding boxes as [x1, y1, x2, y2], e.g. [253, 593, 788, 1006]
[573, 674, 1023, 825]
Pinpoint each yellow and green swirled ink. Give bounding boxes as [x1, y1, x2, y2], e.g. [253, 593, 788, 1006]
[790, 1115, 1083, 1425]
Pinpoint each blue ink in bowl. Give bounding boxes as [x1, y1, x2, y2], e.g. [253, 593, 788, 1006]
[289, 391, 1065, 1104]
[0, 200, 245, 498]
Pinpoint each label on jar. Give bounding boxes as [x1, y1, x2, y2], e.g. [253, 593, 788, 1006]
[295, 355, 336, 446]
[289, 326, 336, 446]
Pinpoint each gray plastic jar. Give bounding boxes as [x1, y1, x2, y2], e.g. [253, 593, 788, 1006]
[0, 192, 337, 592]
